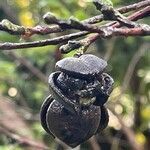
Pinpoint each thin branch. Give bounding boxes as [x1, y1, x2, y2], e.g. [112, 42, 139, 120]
[121, 43, 149, 94]
[39, 6, 150, 35]
[0, 0, 149, 36]
[108, 26, 150, 36]
[84, 0, 150, 24]
[110, 132, 122, 150]
[108, 43, 149, 150]
[109, 109, 144, 150]
[56, 19, 150, 36]
[0, 31, 88, 50]
[126, 6, 150, 22]
[87, 6, 150, 47]
[117, 0, 150, 14]
[88, 136, 101, 150]
[4, 51, 47, 83]
[0, 1, 149, 51]
[0, 12, 149, 51]
[110, 43, 149, 104]
[104, 38, 116, 61]
[0, 126, 48, 150]
[60, 6, 150, 54]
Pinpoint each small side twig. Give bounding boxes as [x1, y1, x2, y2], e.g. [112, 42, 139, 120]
[88, 136, 101, 150]
[0, 0, 149, 36]
[0, 31, 88, 50]
[109, 109, 144, 150]
[108, 43, 149, 150]
[0, 125, 48, 150]
[4, 51, 47, 83]
[121, 43, 149, 94]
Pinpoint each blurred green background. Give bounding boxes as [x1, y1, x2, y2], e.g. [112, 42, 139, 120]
[0, 0, 149, 150]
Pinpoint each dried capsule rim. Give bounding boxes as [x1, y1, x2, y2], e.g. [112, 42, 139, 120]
[48, 71, 79, 113]
[96, 106, 109, 133]
[56, 54, 107, 79]
[40, 95, 55, 137]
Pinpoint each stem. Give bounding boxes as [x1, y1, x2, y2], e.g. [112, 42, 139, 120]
[0, 31, 88, 50]
[0, 0, 149, 36]
[0, 1, 149, 51]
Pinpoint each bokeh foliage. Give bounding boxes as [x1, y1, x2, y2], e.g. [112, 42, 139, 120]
[0, 0, 149, 149]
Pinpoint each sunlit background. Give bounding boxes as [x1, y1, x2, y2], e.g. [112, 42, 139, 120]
[0, 0, 149, 150]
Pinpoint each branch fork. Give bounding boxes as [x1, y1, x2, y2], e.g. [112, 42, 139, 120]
[0, 0, 149, 53]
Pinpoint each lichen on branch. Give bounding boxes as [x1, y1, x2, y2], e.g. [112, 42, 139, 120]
[0, 0, 149, 53]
